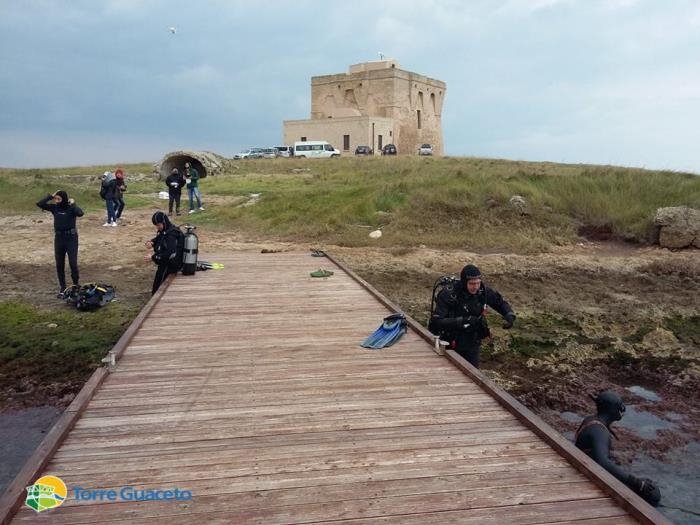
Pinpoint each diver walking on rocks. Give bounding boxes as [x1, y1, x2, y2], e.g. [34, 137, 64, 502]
[36, 190, 84, 297]
[575, 391, 661, 507]
[429, 264, 515, 368]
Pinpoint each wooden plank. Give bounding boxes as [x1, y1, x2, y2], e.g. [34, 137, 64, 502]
[45, 441, 555, 485]
[13, 480, 605, 524]
[51, 455, 572, 498]
[23, 465, 580, 508]
[54, 420, 525, 456]
[48, 434, 545, 475]
[13, 496, 626, 525]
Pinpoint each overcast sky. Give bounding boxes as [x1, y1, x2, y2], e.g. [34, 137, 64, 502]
[1, 0, 698, 173]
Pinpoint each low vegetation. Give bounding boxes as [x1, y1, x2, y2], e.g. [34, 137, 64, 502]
[2, 157, 698, 250]
[0, 301, 137, 401]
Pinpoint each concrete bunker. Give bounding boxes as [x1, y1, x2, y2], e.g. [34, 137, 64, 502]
[155, 150, 227, 180]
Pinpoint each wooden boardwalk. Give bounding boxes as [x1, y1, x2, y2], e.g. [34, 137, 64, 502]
[1, 251, 669, 524]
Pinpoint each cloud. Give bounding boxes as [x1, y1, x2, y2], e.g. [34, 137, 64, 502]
[0, 1, 698, 172]
[0, 130, 176, 168]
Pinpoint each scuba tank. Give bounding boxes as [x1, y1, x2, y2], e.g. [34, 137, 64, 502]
[428, 275, 459, 334]
[181, 224, 198, 275]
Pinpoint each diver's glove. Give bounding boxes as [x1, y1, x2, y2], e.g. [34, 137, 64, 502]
[627, 475, 661, 507]
[502, 312, 516, 329]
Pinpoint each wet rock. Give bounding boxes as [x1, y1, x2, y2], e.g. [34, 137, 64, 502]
[640, 327, 681, 355]
[654, 206, 700, 249]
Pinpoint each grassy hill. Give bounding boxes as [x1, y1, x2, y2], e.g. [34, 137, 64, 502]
[2, 156, 698, 251]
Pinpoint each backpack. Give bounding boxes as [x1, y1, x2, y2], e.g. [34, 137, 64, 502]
[63, 283, 116, 310]
[99, 182, 107, 200]
[427, 276, 488, 339]
[427, 276, 460, 336]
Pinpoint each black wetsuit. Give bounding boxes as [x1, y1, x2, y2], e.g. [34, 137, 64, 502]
[431, 281, 514, 368]
[575, 414, 661, 506]
[575, 416, 632, 482]
[36, 195, 84, 291]
[150, 225, 182, 294]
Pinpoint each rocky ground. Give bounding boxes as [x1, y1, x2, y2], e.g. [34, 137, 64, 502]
[1, 206, 698, 468]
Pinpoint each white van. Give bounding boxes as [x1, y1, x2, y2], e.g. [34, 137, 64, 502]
[293, 141, 341, 158]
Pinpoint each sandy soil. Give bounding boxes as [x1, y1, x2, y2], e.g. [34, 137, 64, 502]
[1, 206, 698, 465]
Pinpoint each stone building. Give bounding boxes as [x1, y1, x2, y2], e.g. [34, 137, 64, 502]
[283, 60, 446, 155]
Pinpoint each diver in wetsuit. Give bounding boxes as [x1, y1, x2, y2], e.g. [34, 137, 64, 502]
[575, 391, 661, 507]
[36, 190, 84, 297]
[430, 264, 515, 368]
[145, 211, 183, 295]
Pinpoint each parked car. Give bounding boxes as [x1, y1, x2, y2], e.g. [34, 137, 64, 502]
[275, 146, 292, 158]
[247, 148, 265, 159]
[261, 148, 278, 158]
[234, 149, 253, 159]
[418, 144, 433, 156]
[234, 148, 264, 159]
[381, 144, 397, 156]
[354, 145, 373, 156]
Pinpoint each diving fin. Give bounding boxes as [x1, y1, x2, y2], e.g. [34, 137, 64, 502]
[198, 260, 225, 270]
[361, 313, 407, 349]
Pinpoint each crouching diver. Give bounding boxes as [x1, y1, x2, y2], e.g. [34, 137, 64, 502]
[430, 264, 515, 368]
[146, 211, 183, 295]
[575, 391, 661, 507]
[36, 190, 84, 297]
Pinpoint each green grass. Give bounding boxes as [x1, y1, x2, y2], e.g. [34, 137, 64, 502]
[663, 315, 700, 345]
[2, 157, 698, 251]
[0, 301, 138, 390]
[0, 163, 154, 214]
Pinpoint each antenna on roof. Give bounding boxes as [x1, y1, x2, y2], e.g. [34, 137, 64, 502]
[378, 52, 384, 60]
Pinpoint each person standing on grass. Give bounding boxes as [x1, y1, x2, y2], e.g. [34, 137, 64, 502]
[185, 162, 204, 214]
[114, 167, 127, 221]
[165, 168, 186, 216]
[429, 264, 515, 368]
[100, 171, 118, 227]
[36, 190, 84, 297]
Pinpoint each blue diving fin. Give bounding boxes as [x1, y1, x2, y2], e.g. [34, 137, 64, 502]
[361, 313, 407, 349]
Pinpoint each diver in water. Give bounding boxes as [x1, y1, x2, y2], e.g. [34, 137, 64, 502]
[575, 390, 661, 507]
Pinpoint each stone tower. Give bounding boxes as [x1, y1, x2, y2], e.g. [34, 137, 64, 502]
[284, 60, 446, 155]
